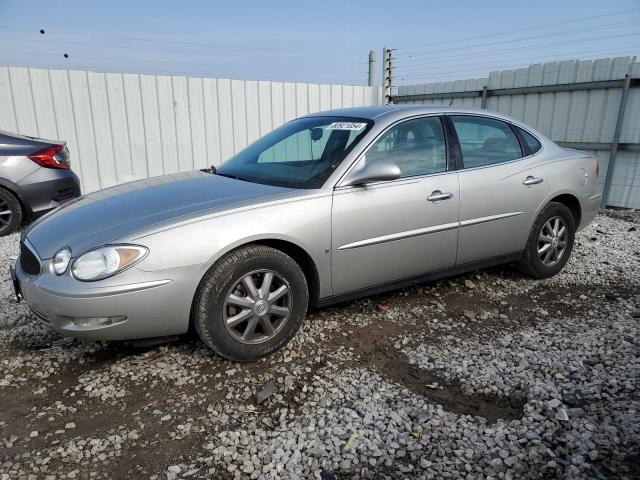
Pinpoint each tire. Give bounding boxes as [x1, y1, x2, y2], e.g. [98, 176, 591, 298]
[519, 201, 575, 279]
[193, 245, 308, 361]
[0, 188, 23, 237]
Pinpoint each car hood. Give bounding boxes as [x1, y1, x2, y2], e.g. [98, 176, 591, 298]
[25, 171, 292, 259]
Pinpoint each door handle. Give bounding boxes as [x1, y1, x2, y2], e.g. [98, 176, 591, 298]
[427, 190, 454, 202]
[523, 176, 544, 186]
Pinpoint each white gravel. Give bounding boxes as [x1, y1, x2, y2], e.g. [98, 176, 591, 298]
[0, 211, 638, 479]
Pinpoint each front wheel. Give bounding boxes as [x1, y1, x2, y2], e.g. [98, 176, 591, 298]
[193, 245, 308, 361]
[519, 202, 575, 279]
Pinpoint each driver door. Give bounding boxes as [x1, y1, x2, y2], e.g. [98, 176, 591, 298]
[331, 116, 460, 295]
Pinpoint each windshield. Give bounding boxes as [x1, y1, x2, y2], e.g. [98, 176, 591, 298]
[217, 116, 373, 188]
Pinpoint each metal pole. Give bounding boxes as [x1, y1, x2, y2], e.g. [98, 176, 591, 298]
[480, 86, 488, 109]
[368, 50, 376, 87]
[382, 47, 392, 104]
[601, 72, 632, 208]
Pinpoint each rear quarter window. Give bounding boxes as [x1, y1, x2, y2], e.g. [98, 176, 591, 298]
[517, 127, 542, 154]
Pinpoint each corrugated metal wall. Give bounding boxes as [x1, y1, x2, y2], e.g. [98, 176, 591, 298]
[397, 57, 640, 209]
[0, 67, 383, 193]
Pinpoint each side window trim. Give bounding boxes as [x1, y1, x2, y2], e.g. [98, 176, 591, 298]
[442, 115, 463, 171]
[515, 125, 544, 156]
[510, 124, 531, 156]
[337, 114, 452, 187]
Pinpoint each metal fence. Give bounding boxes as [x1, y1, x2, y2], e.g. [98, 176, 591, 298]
[0, 67, 382, 193]
[394, 56, 640, 209]
[2, 59, 639, 208]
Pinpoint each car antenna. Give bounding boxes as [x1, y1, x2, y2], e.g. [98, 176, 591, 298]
[448, 98, 454, 106]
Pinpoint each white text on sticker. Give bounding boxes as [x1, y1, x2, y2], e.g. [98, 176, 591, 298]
[327, 122, 367, 131]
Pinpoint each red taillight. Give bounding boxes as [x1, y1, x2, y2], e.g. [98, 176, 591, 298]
[595, 160, 600, 178]
[28, 144, 69, 170]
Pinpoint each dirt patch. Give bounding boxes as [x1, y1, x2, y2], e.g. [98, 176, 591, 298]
[330, 318, 526, 424]
[314, 279, 637, 425]
[368, 339, 525, 423]
[600, 208, 640, 224]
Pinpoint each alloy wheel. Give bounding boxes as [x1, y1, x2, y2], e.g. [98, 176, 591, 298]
[223, 269, 292, 344]
[537, 216, 568, 267]
[0, 199, 13, 234]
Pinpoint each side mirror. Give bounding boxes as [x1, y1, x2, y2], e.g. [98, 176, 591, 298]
[342, 160, 401, 186]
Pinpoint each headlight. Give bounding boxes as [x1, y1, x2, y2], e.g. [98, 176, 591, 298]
[72, 245, 148, 281]
[52, 248, 72, 275]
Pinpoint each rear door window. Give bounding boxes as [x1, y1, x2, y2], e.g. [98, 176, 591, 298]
[451, 116, 523, 168]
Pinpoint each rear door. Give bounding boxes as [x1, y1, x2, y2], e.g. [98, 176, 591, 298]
[449, 115, 548, 265]
[331, 115, 460, 294]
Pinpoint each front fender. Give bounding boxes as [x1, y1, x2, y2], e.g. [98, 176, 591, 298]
[126, 194, 333, 297]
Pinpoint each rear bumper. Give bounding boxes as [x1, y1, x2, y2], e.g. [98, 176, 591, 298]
[579, 192, 602, 231]
[13, 259, 199, 341]
[17, 168, 81, 217]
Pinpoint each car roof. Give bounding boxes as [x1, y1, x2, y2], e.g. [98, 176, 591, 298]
[305, 104, 520, 124]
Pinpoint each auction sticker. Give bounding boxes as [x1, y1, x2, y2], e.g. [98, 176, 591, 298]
[327, 122, 367, 130]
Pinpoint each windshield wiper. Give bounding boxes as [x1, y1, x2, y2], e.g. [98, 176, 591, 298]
[216, 171, 249, 182]
[200, 165, 250, 182]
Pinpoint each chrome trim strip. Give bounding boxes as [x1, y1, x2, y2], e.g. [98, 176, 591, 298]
[459, 211, 525, 227]
[588, 193, 603, 201]
[338, 222, 459, 250]
[338, 211, 525, 251]
[39, 279, 172, 298]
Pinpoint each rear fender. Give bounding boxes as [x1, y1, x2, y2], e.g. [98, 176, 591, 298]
[0, 178, 31, 217]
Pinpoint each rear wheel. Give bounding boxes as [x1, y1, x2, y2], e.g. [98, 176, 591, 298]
[519, 202, 575, 279]
[193, 245, 308, 361]
[0, 189, 22, 236]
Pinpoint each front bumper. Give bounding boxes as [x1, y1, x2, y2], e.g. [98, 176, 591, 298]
[13, 259, 201, 341]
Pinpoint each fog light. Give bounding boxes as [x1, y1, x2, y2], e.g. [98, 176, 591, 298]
[70, 316, 127, 327]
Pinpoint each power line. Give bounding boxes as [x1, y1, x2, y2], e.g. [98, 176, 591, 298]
[0, 49, 369, 76]
[396, 52, 638, 84]
[394, 7, 640, 50]
[0, 23, 363, 59]
[396, 47, 640, 79]
[0, 36, 366, 66]
[392, 32, 640, 70]
[394, 20, 640, 60]
[396, 41, 640, 72]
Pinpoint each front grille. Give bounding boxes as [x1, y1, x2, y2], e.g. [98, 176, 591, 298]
[20, 241, 41, 276]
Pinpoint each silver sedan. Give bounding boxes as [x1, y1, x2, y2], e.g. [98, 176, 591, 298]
[13, 106, 601, 361]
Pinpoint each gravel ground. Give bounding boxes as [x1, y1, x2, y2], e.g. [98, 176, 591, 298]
[1, 211, 639, 480]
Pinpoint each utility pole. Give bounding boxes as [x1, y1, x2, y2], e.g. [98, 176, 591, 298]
[601, 72, 632, 208]
[382, 47, 392, 104]
[368, 50, 376, 86]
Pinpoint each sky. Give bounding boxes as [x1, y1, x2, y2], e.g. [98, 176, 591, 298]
[0, 0, 638, 86]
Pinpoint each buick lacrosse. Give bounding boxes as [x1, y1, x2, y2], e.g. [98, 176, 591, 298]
[12, 106, 601, 361]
